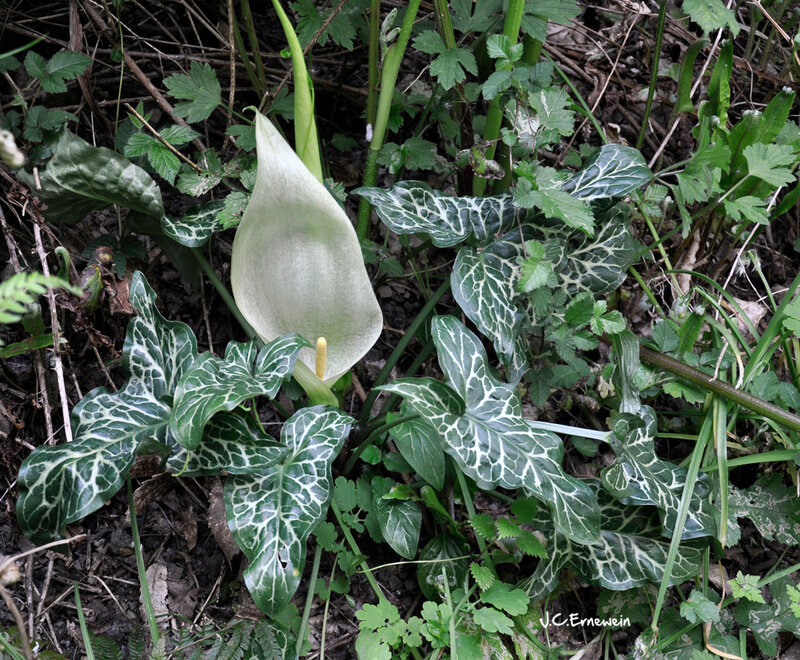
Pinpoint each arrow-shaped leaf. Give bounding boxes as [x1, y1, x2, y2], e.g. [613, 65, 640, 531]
[170, 334, 309, 450]
[602, 407, 717, 539]
[562, 144, 653, 201]
[379, 316, 600, 544]
[225, 406, 352, 615]
[16, 272, 198, 543]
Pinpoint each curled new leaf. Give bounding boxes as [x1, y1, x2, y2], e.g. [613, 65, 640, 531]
[231, 113, 382, 385]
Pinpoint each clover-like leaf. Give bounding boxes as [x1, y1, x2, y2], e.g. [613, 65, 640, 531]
[170, 334, 309, 450]
[562, 144, 653, 200]
[379, 316, 600, 544]
[231, 113, 382, 386]
[16, 130, 164, 225]
[601, 407, 717, 539]
[16, 272, 198, 544]
[225, 406, 352, 615]
[354, 181, 520, 247]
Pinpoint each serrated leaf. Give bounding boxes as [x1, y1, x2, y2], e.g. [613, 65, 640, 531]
[563, 145, 653, 200]
[158, 124, 199, 146]
[225, 406, 352, 616]
[354, 181, 520, 247]
[473, 607, 514, 634]
[471, 562, 496, 590]
[387, 408, 445, 490]
[16, 273, 198, 543]
[170, 334, 309, 450]
[373, 477, 422, 559]
[517, 530, 547, 557]
[683, 0, 740, 37]
[161, 199, 225, 247]
[24, 51, 47, 78]
[518, 185, 594, 235]
[602, 407, 717, 539]
[429, 47, 478, 90]
[680, 590, 720, 624]
[380, 316, 600, 544]
[496, 517, 521, 539]
[528, 86, 574, 138]
[227, 124, 257, 151]
[728, 474, 800, 544]
[730, 572, 765, 604]
[471, 513, 497, 540]
[480, 582, 530, 616]
[17, 130, 164, 224]
[723, 196, 769, 225]
[163, 61, 221, 123]
[744, 143, 796, 187]
[145, 140, 180, 184]
[218, 191, 250, 229]
[413, 30, 446, 55]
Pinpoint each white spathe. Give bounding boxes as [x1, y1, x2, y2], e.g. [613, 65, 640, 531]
[231, 112, 383, 384]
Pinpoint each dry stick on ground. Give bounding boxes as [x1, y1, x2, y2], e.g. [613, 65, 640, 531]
[223, 0, 237, 146]
[80, 0, 207, 156]
[32, 217, 73, 443]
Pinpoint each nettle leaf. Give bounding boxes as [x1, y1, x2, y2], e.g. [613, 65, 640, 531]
[602, 407, 717, 539]
[163, 61, 221, 123]
[16, 130, 164, 225]
[225, 406, 352, 616]
[161, 199, 225, 247]
[379, 316, 600, 544]
[354, 181, 520, 247]
[16, 272, 198, 543]
[562, 145, 653, 201]
[520, 488, 705, 600]
[728, 474, 800, 544]
[170, 334, 308, 450]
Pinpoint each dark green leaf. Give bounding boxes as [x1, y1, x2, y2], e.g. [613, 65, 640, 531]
[17, 130, 164, 224]
[163, 61, 222, 123]
[563, 145, 653, 200]
[387, 408, 446, 490]
[161, 199, 225, 247]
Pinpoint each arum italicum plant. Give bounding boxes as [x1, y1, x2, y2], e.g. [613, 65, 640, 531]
[231, 111, 383, 405]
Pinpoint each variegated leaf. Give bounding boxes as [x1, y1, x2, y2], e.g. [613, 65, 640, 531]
[16, 272, 198, 544]
[562, 144, 653, 201]
[520, 489, 704, 600]
[225, 406, 352, 615]
[166, 413, 286, 476]
[379, 316, 600, 545]
[161, 199, 225, 247]
[602, 407, 717, 539]
[728, 474, 800, 544]
[354, 181, 520, 247]
[170, 335, 309, 450]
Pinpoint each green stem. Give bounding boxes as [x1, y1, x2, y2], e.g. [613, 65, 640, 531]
[636, 0, 667, 149]
[472, 0, 526, 197]
[231, 5, 259, 96]
[331, 500, 386, 601]
[366, 0, 381, 127]
[296, 544, 322, 656]
[293, 360, 339, 407]
[357, 0, 423, 238]
[651, 409, 711, 632]
[639, 345, 800, 433]
[73, 583, 96, 660]
[360, 277, 450, 423]
[271, 0, 322, 180]
[127, 479, 161, 647]
[191, 249, 256, 339]
[240, 0, 267, 98]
